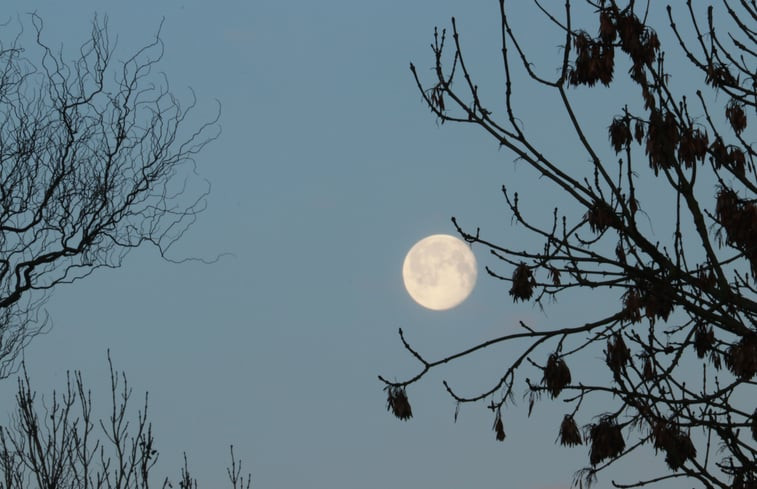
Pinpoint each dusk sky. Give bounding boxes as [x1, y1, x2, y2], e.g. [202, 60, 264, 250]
[0, 1, 719, 488]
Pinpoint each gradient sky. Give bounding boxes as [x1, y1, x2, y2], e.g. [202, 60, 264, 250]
[0, 2, 724, 488]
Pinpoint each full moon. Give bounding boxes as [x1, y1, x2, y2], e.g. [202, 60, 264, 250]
[402, 234, 477, 310]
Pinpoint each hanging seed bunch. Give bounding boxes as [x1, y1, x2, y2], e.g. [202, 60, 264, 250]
[641, 280, 675, 323]
[569, 30, 615, 87]
[606, 332, 631, 377]
[588, 417, 626, 466]
[615, 11, 659, 68]
[693, 324, 716, 358]
[633, 121, 644, 144]
[598, 9, 616, 43]
[716, 187, 757, 248]
[547, 266, 561, 286]
[725, 334, 757, 380]
[710, 137, 746, 176]
[509, 263, 535, 302]
[725, 99, 747, 135]
[567, 7, 662, 88]
[385, 386, 412, 420]
[676, 126, 709, 168]
[542, 354, 572, 398]
[645, 109, 680, 175]
[751, 408, 757, 442]
[705, 63, 737, 89]
[493, 412, 506, 441]
[586, 200, 618, 233]
[622, 288, 643, 323]
[715, 187, 757, 276]
[609, 117, 632, 153]
[693, 321, 722, 370]
[558, 414, 583, 447]
[651, 419, 697, 471]
[622, 280, 674, 325]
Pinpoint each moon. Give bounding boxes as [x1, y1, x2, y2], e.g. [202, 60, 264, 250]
[402, 234, 477, 311]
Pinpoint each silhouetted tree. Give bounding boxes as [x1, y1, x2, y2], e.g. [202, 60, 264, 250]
[381, 1, 756, 487]
[0, 14, 219, 377]
[0, 353, 252, 489]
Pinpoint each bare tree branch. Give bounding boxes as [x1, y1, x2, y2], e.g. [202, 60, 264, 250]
[381, 1, 757, 487]
[0, 14, 221, 377]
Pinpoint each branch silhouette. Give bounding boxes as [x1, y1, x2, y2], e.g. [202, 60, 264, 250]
[0, 14, 220, 376]
[381, 1, 757, 487]
[0, 352, 252, 488]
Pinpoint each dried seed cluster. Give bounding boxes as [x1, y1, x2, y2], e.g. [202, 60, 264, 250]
[677, 126, 709, 168]
[558, 414, 583, 447]
[616, 11, 659, 68]
[706, 63, 737, 89]
[385, 386, 412, 421]
[606, 333, 631, 377]
[610, 104, 742, 179]
[609, 117, 632, 153]
[645, 110, 679, 174]
[711, 137, 747, 176]
[622, 281, 674, 324]
[586, 200, 618, 233]
[542, 354, 572, 398]
[588, 417, 625, 466]
[509, 263, 535, 302]
[725, 334, 757, 380]
[725, 99, 747, 135]
[493, 413, 506, 441]
[693, 324, 716, 358]
[716, 187, 757, 276]
[569, 9, 659, 88]
[569, 31, 615, 87]
[651, 419, 696, 471]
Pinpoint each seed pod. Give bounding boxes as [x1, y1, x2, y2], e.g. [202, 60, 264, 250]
[588, 417, 625, 465]
[710, 137, 728, 169]
[598, 10, 617, 43]
[725, 334, 757, 380]
[586, 200, 617, 233]
[509, 263, 535, 302]
[693, 324, 715, 358]
[652, 419, 696, 470]
[726, 100, 747, 135]
[606, 333, 631, 377]
[385, 386, 413, 420]
[558, 414, 582, 446]
[548, 266, 561, 286]
[706, 63, 736, 88]
[542, 354, 572, 398]
[634, 121, 644, 144]
[728, 147, 746, 177]
[609, 117, 632, 153]
[493, 412, 506, 441]
[677, 127, 709, 167]
[645, 110, 679, 174]
[622, 289, 642, 324]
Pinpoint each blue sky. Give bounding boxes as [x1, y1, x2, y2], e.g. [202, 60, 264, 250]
[0, 1, 723, 488]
